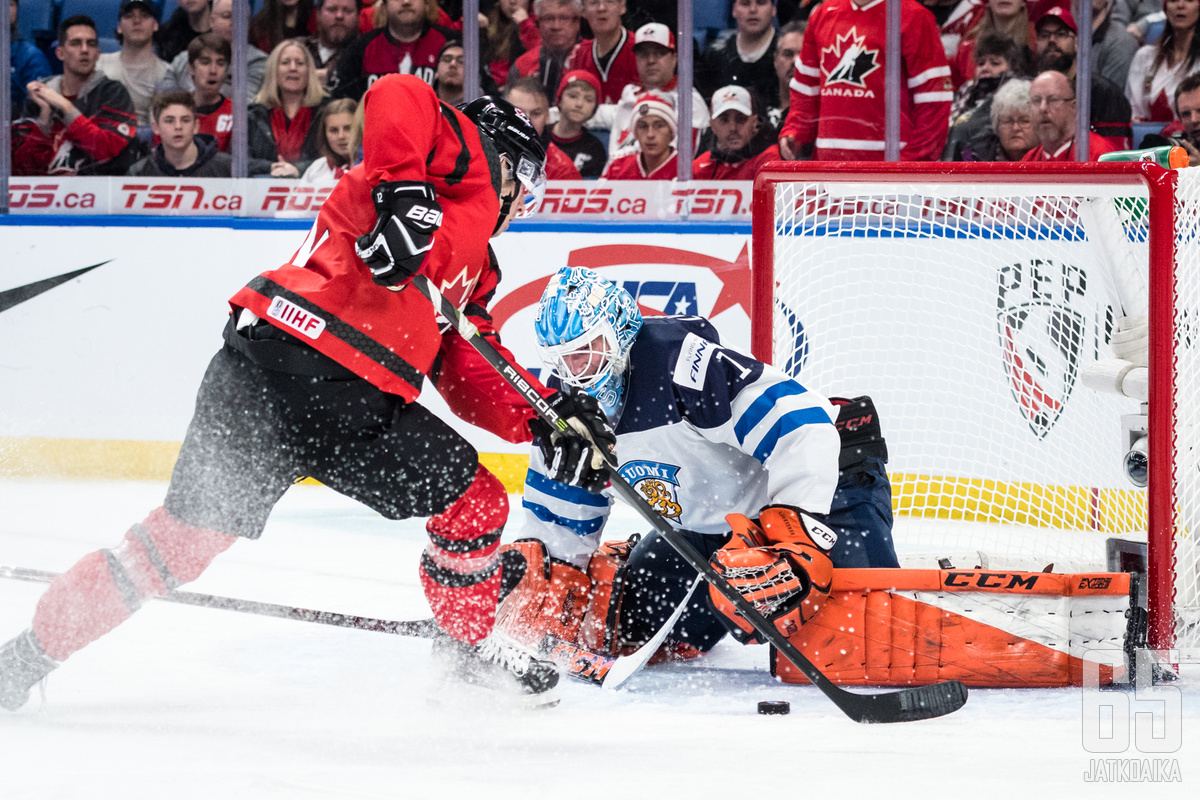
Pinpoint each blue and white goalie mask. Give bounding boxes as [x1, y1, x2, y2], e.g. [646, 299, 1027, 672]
[534, 267, 643, 420]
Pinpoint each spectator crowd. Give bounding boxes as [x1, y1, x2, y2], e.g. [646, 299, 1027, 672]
[10, 0, 1200, 184]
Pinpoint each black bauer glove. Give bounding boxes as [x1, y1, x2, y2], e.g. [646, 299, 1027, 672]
[354, 180, 443, 287]
[529, 393, 617, 494]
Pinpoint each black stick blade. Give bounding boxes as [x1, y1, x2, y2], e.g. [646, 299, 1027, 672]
[838, 680, 969, 724]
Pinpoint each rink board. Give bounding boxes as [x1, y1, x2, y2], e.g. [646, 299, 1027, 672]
[0, 214, 1142, 533]
[0, 217, 753, 489]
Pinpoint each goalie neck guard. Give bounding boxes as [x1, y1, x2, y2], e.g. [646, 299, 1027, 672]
[534, 267, 643, 421]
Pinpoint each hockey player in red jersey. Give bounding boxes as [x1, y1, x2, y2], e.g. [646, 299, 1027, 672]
[0, 75, 615, 711]
[778, 0, 954, 161]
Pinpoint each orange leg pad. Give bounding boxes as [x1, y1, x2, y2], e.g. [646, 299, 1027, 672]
[773, 568, 1130, 687]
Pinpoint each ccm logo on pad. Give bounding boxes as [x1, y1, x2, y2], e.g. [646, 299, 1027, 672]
[267, 296, 326, 340]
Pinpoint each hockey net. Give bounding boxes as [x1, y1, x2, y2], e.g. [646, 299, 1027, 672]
[752, 163, 1199, 656]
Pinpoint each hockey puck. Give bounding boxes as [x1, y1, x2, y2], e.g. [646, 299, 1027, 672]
[757, 700, 790, 716]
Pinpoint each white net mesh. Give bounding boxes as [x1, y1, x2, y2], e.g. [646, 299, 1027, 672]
[764, 172, 1198, 653]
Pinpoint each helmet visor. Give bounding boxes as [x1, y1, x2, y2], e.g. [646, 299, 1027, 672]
[515, 154, 546, 217]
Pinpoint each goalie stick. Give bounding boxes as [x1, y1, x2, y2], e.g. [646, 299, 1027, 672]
[410, 274, 969, 723]
[0, 564, 673, 689]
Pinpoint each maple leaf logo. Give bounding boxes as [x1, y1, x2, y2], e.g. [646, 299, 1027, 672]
[821, 27, 881, 89]
[439, 267, 478, 310]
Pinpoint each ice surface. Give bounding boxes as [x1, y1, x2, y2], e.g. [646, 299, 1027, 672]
[1, 480, 1197, 799]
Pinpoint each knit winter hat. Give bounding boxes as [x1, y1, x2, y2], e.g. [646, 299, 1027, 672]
[630, 92, 677, 136]
[556, 69, 602, 105]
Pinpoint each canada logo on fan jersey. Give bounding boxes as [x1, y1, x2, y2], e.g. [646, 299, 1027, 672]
[821, 28, 881, 92]
[996, 258, 1093, 438]
[618, 460, 683, 520]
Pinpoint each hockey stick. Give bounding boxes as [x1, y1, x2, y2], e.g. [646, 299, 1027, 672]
[537, 577, 701, 689]
[0, 564, 636, 688]
[411, 275, 969, 723]
[600, 576, 700, 690]
[0, 565, 437, 638]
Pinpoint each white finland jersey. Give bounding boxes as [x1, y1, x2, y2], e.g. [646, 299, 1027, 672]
[519, 316, 841, 566]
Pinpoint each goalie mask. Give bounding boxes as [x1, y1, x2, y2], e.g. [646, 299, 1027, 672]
[534, 267, 642, 421]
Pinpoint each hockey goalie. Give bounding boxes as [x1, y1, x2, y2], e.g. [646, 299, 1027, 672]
[494, 267, 1135, 688]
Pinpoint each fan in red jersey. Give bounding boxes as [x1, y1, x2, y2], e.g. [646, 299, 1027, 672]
[0, 76, 615, 712]
[778, 0, 954, 161]
[601, 92, 679, 179]
[334, 0, 456, 99]
[567, 0, 638, 104]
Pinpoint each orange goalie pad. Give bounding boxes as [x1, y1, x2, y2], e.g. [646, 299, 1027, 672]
[495, 540, 593, 648]
[772, 569, 1132, 688]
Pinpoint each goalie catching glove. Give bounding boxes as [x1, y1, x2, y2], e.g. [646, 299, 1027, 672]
[354, 180, 443, 287]
[529, 393, 617, 493]
[708, 506, 836, 644]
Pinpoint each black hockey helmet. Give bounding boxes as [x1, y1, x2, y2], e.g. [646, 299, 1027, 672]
[460, 96, 548, 219]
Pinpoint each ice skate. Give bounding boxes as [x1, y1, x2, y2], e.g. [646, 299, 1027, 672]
[431, 629, 560, 710]
[0, 630, 59, 711]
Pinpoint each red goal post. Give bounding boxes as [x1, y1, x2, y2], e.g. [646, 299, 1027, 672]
[750, 162, 1193, 655]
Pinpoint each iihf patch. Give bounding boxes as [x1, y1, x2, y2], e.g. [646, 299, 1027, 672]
[673, 332, 715, 390]
[618, 460, 683, 520]
[995, 258, 1089, 439]
[267, 295, 327, 340]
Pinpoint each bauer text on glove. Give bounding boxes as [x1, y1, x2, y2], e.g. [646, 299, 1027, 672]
[354, 180, 443, 287]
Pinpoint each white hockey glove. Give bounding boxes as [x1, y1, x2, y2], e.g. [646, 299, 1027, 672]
[529, 393, 617, 494]
[355, 180, 443, 287]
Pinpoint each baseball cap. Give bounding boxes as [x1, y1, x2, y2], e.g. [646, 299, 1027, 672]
[710, 85, 753, 119]
[631, 92, 677, 135]
[1035, 5, 1077, 33]
[119, 0, 158, 17]
[556, 69, 602, 104]
[633, 22, 676, 52]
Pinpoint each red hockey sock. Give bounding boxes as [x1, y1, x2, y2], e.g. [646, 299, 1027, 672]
[31, 507, 237, 662]
[419, 466, 508, 644]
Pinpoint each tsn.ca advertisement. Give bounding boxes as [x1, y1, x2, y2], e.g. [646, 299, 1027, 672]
[6, 178, 753, 221]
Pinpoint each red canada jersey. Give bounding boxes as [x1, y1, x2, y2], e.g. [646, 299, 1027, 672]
[228, 75, 546, 443]
[334, 23, 454, 100]
[601, 150, 678, 180]
[196, 97, 233, 152]
[691, 145, 781, 181]
[1020, 132, 1115, 163]
[568, 29, 639, 104]
[780, 0, 952, 161]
